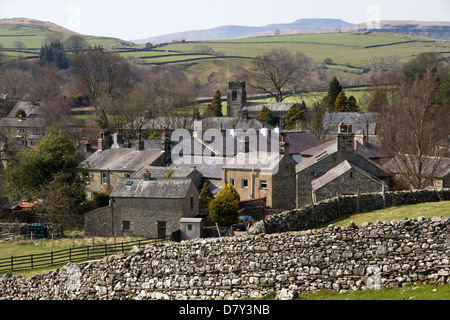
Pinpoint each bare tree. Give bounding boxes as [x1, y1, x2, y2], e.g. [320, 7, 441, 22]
[0, 68, 31, 99]
[246, 49, 314, 102]
[71, 50, 131, 110]
[379, 69, 449, 189]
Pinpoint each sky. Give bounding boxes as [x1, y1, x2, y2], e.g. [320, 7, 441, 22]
[1, 0, 449, 41]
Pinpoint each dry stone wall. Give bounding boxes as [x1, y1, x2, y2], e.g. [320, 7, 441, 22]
[0, 215, 449, 300]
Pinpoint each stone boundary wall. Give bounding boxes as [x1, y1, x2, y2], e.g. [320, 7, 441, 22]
[0, 216, 449, 300]
[250, 189, 450, 235]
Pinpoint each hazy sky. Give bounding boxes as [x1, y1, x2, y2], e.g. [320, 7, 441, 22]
[1, 0, 449, 40]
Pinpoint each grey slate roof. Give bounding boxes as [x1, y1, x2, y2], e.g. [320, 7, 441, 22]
[111, 177, 193, 198]
[131, 166, 199, 179]
[194, 118, 274, 133]
[242, 101, 305, 114]
[323, 112, 381, 135]
[222, 152, 284, 174]
[169, 156, 226, 179]
[311, 160, 384, 191]
[82, 148, 164, 171]
[7, 101, 41, 118]
[0, 117, 47, 128]
[283, 131, 322, 154]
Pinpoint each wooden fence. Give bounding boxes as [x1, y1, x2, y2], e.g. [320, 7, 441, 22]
[0, 237, 171, 274]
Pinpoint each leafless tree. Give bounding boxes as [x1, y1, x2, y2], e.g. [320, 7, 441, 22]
[246, 49, 314, 102]
[71, 50, 131, 110]
[379, 69, 449, 189]
[0, 68, 31, 99]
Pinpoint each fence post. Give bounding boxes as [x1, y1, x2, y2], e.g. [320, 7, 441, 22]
[30, 254, 33, 269]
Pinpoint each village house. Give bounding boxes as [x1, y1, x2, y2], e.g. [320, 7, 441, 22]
[296, 122, 391, 208]
[222, 136, 297, 210]
[81, 131, 170, 198]
[383, 154, 450, 190]
[85, 176, 199, 238]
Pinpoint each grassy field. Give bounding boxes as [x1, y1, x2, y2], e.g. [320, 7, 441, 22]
[319, 200, 450, 228]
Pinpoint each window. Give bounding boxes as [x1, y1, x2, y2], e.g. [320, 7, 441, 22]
[187, 224, 192, 231]
[190, 196, 194, 209]
[122, 221, 130, 231]
[242, 179, 248, 188]
[230, 178, 235, 186]
[101, 172, 107, 184]
[260, 180, 268, 189]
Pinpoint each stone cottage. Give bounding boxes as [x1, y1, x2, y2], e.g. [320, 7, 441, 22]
[296, 122, 391, 208]
[85, 176, 199, 238]
[222, 136, 297, 209]
[81, 132, 168, 198]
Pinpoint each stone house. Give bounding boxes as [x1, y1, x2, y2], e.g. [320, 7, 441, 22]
[383, 154, 450, 190]
[81, 132, 168, 198]
[222, 137, 297, 210]
[296, 122, 391, 208]
[85, 177, 199, 238]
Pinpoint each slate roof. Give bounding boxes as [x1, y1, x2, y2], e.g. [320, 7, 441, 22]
[0, 117, 47, 128]
[7, 101, 41, 118]
[222, 152, 284, 174]
[323, 112, 381, 135]
[282, 131, 322, 154]
[311, 160, 384, 191]
[169, 156, 226, 179]
[82, 148, 164, 171]
[111, 177, 193, 198]
[242, 101, 306, 114]
[131, 166, 200, 179]
[194, 118, 274, 133]
[383, 154, 450, 178]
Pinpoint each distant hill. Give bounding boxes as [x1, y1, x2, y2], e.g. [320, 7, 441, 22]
[343, 20, 450, 40]
[0, 17, 78, 35]
[133, 18, 353, 44]
[0, 17, 135, 50]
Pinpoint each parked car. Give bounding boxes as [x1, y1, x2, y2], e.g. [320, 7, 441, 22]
[233, 216, 253, 231]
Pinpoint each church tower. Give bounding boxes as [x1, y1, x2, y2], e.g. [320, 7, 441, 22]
[226, 81, 246, 117]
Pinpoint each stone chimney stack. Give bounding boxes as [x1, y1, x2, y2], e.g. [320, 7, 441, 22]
[238, 137, 249, 154]
[84, 139, 91, 153]
[161, 127, 171, 164]
[97, 131, 107, 151]
[123, 139, 131, 148]
[260, 124, 269, 138]
[279, 135, 289, 156]
[135, 133, 145, 151]
[143, 170, 151, 181]
[337, 122, 355, 153]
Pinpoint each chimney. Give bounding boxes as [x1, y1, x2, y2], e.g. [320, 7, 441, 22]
[240, 109, 248, 120]
[192, 108, 200, 120]
[229, 124, 236, 138]
[337, 122, 355, 153]
[143, 170, 151, 181]
[111, 130, 120, 148]
[135, 133, 145, 151]
[238, 136, 249, 154]
[362, 130, 368, 147]
[84, 139, 91, 153]
[274, 123, 281, 136]
[279, 135, 289, 156]
[260, 124, 269, 138]
[161, 127, 171, 164]
[97, 131, 107, 151]
[123, 139, 131, 148]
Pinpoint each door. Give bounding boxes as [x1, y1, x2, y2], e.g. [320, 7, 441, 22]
[157, 221, 166, 239]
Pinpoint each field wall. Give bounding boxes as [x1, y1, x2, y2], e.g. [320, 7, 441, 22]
[251, 189, 450, 235]
[0, 198, 448, 300]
